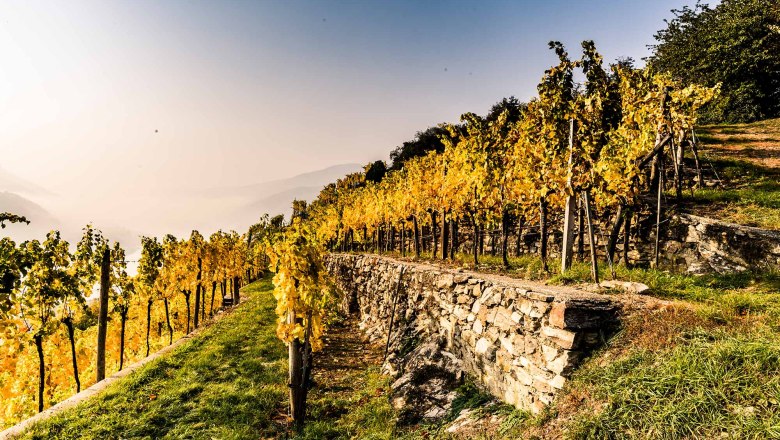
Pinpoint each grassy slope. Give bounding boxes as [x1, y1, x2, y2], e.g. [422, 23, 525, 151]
[16, 267, 780, 439]
[20, 278, 289, 439]
[18, 278, 400, 440]
[689, 118, 780, 230]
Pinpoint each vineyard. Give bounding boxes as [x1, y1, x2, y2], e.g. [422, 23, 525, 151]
[302, 42, 719, 279]
[0, 222, 271, 428]
[2, 33, 780, 438]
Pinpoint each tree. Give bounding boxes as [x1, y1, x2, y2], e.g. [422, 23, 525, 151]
[138, 236, 163, 356]
[109, 242, 134, 370]
[291, 199, 309, 221]
[649, 0, 780, 122]
[364, 160, 387, 183]
[389, 125, 452, 170]
[18, 232, 74, 412]
[266, 219, 334, 431]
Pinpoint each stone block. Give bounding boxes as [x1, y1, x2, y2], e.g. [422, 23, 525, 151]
[496, 348, 513, 372]
[524, 335, 538, 355]
[453, 305, 469, 321]
[475, 337, 490, 354]
[454, 274, 470, 284]
[475, 337, 496, 361]
[528, 291, 554, 302]
[436, 274, 455, 289]
[492, 307, 515, 332]
[548, 299, 619, 330]
[515, 366, 533, 386]
[549, 374, 566, 389]
[541, 344, 558, 362]
[542, 326, 579, 350]
[518, 299, 533, 316]
[499, 336, 515, 355]
[486, 326, 500, 343]
[547, 350, 578, 375]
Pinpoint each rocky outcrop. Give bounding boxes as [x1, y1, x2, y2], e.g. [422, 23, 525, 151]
[326, 254, 621, 417]
[655, 214, 780, 274]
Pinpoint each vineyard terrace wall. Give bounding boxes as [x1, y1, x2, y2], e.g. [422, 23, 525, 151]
[370, 213, 780, 275]
[325, 254, 622, 414]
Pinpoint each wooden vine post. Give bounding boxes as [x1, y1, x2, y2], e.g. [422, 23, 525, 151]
[653, 90, 671, 268]
[582, 191, 599, 284]
[561, 119, 577, 273]
[95, 246, 110, 382]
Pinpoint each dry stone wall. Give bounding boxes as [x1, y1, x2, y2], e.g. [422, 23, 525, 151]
[326, 254, 621, 414]
[653, 214, 780, 274]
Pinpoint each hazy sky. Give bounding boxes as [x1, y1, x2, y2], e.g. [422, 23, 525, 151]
[0, 0, 706, 243]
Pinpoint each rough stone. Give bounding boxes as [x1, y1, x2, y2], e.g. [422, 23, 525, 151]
[326, 254, 620, 416]
[542, 326, 579, 350]
[492, 307, 515, 332]
[549, 300, 619, 330]
[475, 337, 491, 355]
[437, 274, 455, 289]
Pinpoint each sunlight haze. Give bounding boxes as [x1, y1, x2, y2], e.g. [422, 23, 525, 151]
[1, 0, 703, 246]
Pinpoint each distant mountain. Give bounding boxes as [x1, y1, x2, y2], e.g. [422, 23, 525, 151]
[0, 191, 59, 242]
[198, 163, 362, 230]
[243, 185, 322, 219]
[0, 166, 53, 196]
[204, 163, 363, 200]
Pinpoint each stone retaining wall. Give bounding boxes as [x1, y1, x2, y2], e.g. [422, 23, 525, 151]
[326, 254, 621, 414]
[655, 214, 780, 274]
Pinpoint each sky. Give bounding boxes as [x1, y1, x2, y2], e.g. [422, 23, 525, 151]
[0, 0, 708, 246]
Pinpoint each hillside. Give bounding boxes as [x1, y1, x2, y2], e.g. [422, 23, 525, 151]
[687, 118, 780, 230]
[11, 279, 396, 440]
[0, 191, 59, 242]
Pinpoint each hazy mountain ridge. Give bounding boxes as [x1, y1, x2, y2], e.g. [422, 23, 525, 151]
[0, 166, 54, 197]
[201, 163, 362, 201]
[1, 163, 363, 245]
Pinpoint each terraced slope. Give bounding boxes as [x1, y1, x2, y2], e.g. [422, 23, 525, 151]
[689, 118, 780, 230]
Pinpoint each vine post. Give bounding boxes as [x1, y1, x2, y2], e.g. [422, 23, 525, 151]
[561, 119, 577, 273]
[96, 246, 110, 382]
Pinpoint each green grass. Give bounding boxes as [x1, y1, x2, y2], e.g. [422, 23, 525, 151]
[680, 157, 780, 229]
[16, 258, 780, 439]
[18, 277, 403, 440]
[689, 120, 780, 229]
[565, 328, 780, 439]
[21, 278, 289, 439]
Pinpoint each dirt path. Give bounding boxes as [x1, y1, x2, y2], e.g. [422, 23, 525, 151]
[313, 317, 385, 403]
